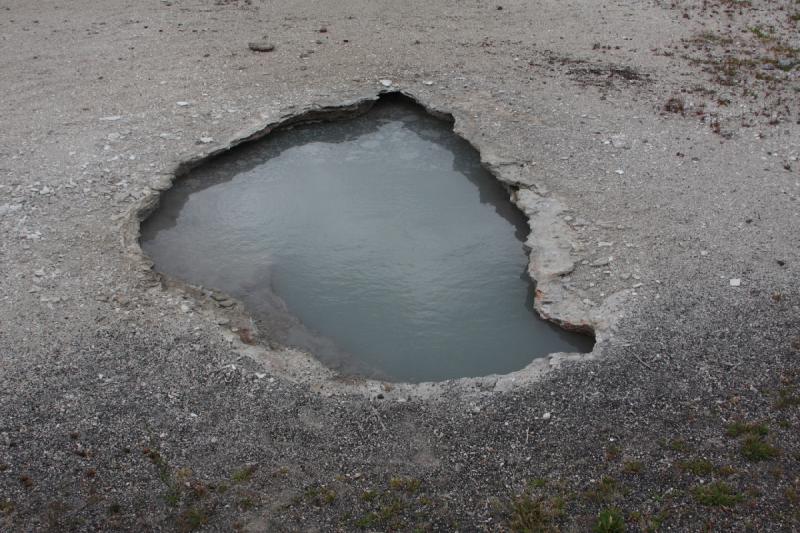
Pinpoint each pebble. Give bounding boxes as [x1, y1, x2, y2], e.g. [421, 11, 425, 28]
[176, 101, 190, 107]
[614, 169, 625, 175]
[422, 80, 434, 86]
[729, 278, 741, 287]
[542, 412, 551, 420]
[379, 79, 393, 87]
[199, 136, 214, 144]
[0, 204, 22, 216]
[248, 41, 275, 52]
[610, 134, 629, 149]
[180, 303, 190, 313]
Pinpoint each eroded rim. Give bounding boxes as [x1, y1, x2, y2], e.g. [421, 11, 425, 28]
[121, 89, 627, 400]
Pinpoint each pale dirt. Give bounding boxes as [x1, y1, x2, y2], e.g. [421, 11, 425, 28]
[1, 0, 799, 531]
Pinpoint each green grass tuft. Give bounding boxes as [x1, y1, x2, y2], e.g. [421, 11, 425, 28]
[741, 435, 779, 461]
[594, 508, 626, 533]
[726, 421, 768, 438]
[692, 482, 742, 507]
[678, 458, 714, 476]
[389, 476, 422, 494]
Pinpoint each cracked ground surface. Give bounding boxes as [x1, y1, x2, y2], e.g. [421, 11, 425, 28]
[1, 0, 799, 530]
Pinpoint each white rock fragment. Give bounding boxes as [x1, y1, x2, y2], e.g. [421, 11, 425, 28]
[99, 115, 122, 121]
[610, 134, 629, 149]
[700, 250, 708, 256]
[422, 80, 434, 86]
[176, 101, 190, 107]
[597, 241, 614, 247]
[199, 136, 214, 144]
[180, 303, 191, 313]
[542, 412, 552, 420]
[0, 204, 22, 216]
[379, 79, 393, 87]
[730, 278, 741, 287]
[614, 169, 625, 175]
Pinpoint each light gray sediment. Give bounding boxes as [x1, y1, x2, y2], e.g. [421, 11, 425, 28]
[1, 0, 798, 530]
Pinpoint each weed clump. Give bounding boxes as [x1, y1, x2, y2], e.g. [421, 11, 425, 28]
[740, 435, 779, 461]
[508, 493, 564, 533]
[692, 482, 742, 507]
[594, 507, 625, 533]
[678, 458, 714, 476]
[389, 477, 422, 494]
[664, 96, 685, 115]
[726, 421, 768, 438]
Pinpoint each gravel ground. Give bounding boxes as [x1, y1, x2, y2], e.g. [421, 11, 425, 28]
[1, 0, 799, 531]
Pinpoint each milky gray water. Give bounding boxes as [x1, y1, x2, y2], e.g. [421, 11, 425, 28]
[140, 98, 592, 382]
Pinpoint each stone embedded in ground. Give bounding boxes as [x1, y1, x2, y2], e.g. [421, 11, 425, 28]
[248, 40, 275, 52]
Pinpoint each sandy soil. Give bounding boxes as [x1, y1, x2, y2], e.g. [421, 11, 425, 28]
[1, 0, 799, 530]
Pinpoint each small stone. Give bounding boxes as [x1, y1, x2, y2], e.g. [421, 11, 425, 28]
[422, 80, 434, 86]
[614, 169, 625, 175]
[729, 278, 741, 287]
[180, 303, 190, 313]
[700, 250, 708, 256]
[542, 412, 551, 420]
[34, 269, 45, 277]
[39, 186, 52, 195]
[254, 373, 267, 379]
[591, 258, 611, 267]
[198, 136, 214, 144]
[610, 134, 628, 149]
[248, 41, 275, 52]
[597, 241, 614, 247]
[176, 101, 190, 107]
[379, 79, 393, 87]
[99, 115, 122, 121]
[218, 299, 236, 308]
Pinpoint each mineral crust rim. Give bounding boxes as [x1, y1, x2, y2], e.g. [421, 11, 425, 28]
[121, 89, 627, 399]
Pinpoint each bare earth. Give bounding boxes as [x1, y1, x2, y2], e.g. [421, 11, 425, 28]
[1, 0, 799, 530]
